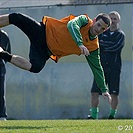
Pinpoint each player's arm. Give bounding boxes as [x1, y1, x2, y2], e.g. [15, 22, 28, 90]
[85, 49, 111, 103]
[67, 15, 90, 56]
[85, 49, 107, 92]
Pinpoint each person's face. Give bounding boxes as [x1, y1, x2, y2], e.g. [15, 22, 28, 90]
[90, 19, 109, 36]
[109, 14, 120, 27]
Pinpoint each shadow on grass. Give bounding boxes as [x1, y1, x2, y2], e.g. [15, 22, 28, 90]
[0, 125, 52, 130]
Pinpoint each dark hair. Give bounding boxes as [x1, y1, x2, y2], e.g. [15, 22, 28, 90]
[95, 13, 111, 27]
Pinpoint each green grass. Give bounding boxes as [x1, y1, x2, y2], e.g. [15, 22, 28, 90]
[0, 119, 133, 133]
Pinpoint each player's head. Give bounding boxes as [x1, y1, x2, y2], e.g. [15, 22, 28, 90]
[109, 11, 121, 28]
[95, 13, 111, 28]
[109, 11, 121, 21]
[90, 13, 111, 36]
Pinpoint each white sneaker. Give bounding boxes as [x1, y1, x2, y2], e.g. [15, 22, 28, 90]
[0, 117, 7, 121]
[0, 47, 4, 52]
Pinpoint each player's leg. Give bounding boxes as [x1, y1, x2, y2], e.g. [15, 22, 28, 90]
[107, 70, 120, 119]
[0, 14, 10, 28]
[0, 64, 7, 120]
[0, 13, 35, 71]
[108, 94, 118, 119]
[88, 79, 101, 119]
[10, 55, 32, 71]
[8, 13, 42, 40]
[0, 47, 31, 71]
[111, 94, 118, 110]
[1, 13, 49, 72]
[9, 13, 49, 73]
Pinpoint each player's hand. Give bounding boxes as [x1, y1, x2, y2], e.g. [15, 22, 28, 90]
[102, 92, 112, 103]
[79, 45, 90, 56]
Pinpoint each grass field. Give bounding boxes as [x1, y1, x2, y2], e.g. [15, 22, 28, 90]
[0, 119, 133, 133]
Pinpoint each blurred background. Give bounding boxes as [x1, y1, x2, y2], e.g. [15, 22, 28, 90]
[0, 0, 132, 119]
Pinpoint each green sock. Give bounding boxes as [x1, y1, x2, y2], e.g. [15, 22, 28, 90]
[109, 108, 117, 117]
[90, 107, 99, 119]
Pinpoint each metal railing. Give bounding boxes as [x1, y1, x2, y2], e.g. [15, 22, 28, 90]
[70, 0, 133, 5]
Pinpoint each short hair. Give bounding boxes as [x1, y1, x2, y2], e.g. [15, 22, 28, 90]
[95, 13, 111, 27]
[109, 11, 121, 20]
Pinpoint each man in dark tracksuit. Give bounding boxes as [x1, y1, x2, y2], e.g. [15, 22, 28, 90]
[88, 11, 125, 119]
[0, 30, 11, 120]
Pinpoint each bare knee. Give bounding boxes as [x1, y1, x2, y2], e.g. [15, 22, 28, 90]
[111, 94, 118, 100]
[91, 93, 99, 107]
[0, 14, 10, 28]
[92, 92, 99, 99]
[29, 63, 44, 73]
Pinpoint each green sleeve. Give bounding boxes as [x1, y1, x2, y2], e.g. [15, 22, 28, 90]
[85, 49, 108, 93]
[67, 15, 88, 46]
